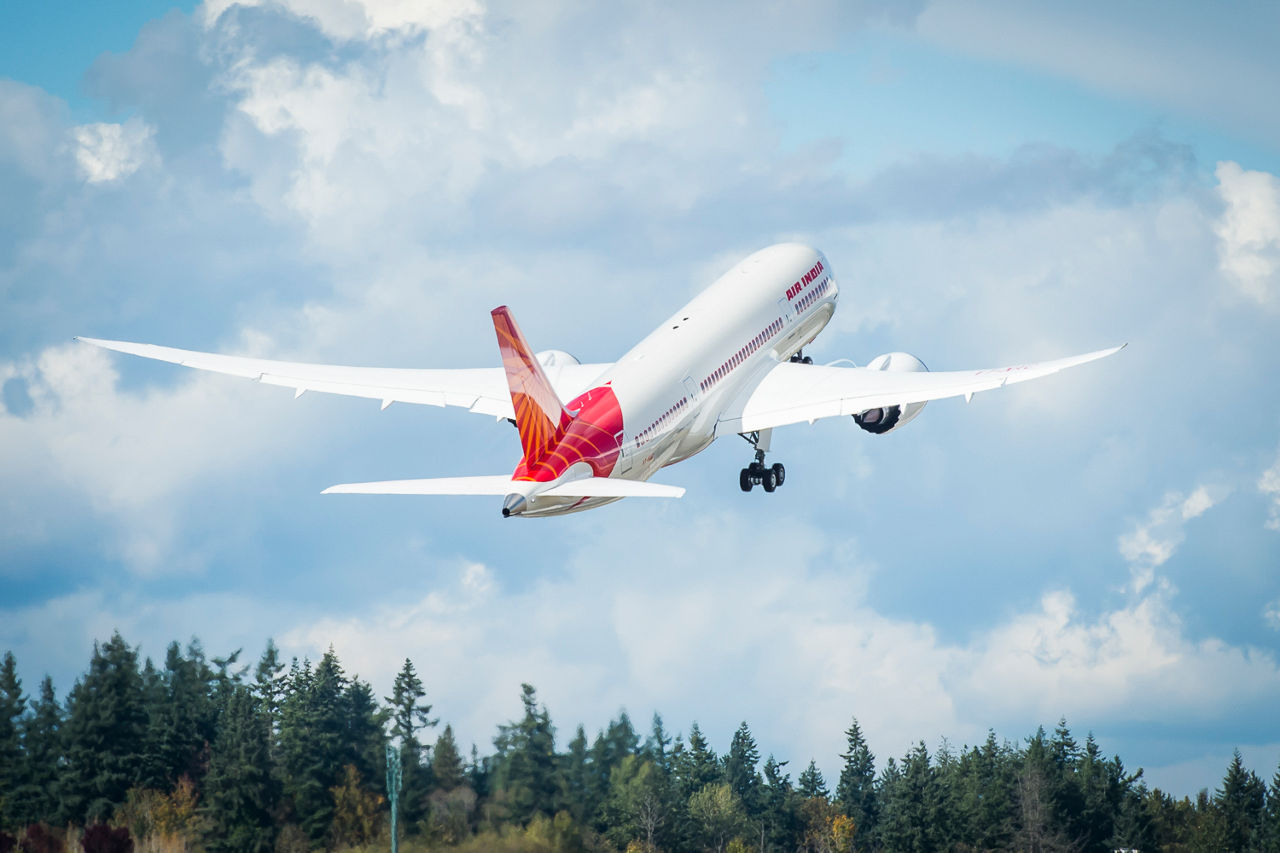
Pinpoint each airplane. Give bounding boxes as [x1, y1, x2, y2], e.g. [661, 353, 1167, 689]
[78, 243, 1123, 517]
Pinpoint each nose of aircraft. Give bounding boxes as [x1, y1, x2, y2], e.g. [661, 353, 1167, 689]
[501, 493, 527, 518]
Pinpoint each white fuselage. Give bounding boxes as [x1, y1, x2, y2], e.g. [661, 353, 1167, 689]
[524, 243, 838, 516]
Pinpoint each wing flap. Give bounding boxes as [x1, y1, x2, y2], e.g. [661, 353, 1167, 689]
[727, 345, 1124, 432]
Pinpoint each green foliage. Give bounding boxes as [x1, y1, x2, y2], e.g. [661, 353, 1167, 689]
[3, 633, 1277, 853]
[387, 659, 436, 829]
[675, 724, 720, 800]
[1217, 748, 1267, 853]
[58, 632, 149, 824]
[432, 725, 467, 794]
[834, 716, 876, 843]
[492, 684, 559, 826]
[140, 641, 218, 791]
[798, 760, 829, 800]
[879, 741, 943, 853]
[330, 764, 384, 849]
[687, 782, 746, 853]
[723, 723, 761, 817]
[204, 685, 277, 852]
[0, 653, 26, 830]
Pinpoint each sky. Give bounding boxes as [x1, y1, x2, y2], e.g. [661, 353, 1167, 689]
[2, 0, 1279, 798]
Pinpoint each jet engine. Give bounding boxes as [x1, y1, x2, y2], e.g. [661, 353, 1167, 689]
[535, 349, 581, 368]
[852, 351, 929, 435]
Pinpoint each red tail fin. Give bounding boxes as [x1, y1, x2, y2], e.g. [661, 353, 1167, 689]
[491, 306, 572, 467]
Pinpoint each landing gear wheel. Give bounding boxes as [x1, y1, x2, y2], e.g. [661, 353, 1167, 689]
[738, 431, 785, 495]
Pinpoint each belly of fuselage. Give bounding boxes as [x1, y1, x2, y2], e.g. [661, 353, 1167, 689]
[519, 495, 623, 517]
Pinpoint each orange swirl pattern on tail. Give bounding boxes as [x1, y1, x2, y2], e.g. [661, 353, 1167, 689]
[491, 306, 624, 484]
[492, 307, 573, 465]
[514, 385, 623, 482]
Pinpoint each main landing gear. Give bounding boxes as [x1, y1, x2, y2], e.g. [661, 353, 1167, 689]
[788, 350, 813, 364]
[738, 430, 786, 493]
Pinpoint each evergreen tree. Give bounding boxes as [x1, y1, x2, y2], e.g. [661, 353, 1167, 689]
[1048, 718, 1086, 843]
[342, 676, 387, 792]
[962, 731, 1017, 850]
[278, 651, 349, 844]
[0, 652, 26, 831]
[386, 659, 435, 753]
[677, 722, 721, 798]
[587, 712, 640, 818]
[10, 676, 60, 827]
[1112, 780, 1157, 853]
[1217, 749, 1266, 853]
[559, 725, 591, 822]
[644, 713, 672, 773]
[760, 756, 798, 852]
[835, 716, 878, 842]
[252, 640, 286, 725]
[141, 641, 217, 789]
[797, 760, 828, 799]
[723, 722, 762, 817]
[204, 685, 277, 852]
[1262, 760, 1280, 853]
[878, 741, 942, 853]
[431, 725, 466, 792]
[58, 632, 148, 823]
[1077, 734, 1123, 853]
[385, 656, 433, 818]
[467, 744, 491, 801]
[492, 683, 558, 824]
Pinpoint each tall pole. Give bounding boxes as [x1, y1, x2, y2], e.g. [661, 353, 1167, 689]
[386, 742, 403, 853]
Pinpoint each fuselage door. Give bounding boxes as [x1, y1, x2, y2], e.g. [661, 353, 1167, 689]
[683, 375, 699, 404]
[778, 296, 794, 323]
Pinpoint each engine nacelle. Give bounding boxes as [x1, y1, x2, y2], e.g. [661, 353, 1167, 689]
[852, 351, 929, 435]
[535, 349, 581, 368]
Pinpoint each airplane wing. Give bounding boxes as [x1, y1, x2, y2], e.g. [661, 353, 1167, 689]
[76, 337, 612, 419]
[721, 345, 1124, 433]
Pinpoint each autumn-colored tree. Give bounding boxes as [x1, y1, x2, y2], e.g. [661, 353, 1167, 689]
[329, 764, 384, 848]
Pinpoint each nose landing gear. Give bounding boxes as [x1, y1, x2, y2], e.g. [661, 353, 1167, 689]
[738, 430, 786, 493]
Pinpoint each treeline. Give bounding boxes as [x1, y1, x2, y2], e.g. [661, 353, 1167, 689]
[1, 634, 1279, 852]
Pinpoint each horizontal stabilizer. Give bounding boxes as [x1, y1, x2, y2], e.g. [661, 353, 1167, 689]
[323, 476, 516, 495]
[322, 476, 684, 498]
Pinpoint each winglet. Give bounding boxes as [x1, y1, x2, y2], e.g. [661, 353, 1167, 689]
[491, 306, 572, 466]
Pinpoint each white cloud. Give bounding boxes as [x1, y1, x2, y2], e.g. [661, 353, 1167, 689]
[1260, 448, 1280, 531]
[71, 119, 157, 183]
[1265, 598, 1280, 631]
[0, 341, 317, 576]
[271, 508, 1280, 779]
[1214, 161, 1280, 305]
[914, 2, 1280, 148]
[1118, 486, 1226, 594]
[202, 0, 481, 41]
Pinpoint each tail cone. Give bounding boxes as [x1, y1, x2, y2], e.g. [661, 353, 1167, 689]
[501, 493, 527, 518]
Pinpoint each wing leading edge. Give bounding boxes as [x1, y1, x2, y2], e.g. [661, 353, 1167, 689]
[723, 345, 1124, 433]
[76, 337, 612, 419]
